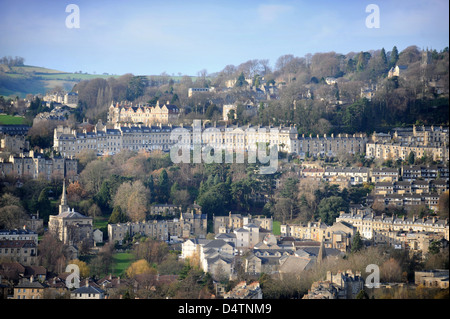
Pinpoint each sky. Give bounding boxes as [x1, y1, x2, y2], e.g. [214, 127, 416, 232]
[0, 0, 448, 76]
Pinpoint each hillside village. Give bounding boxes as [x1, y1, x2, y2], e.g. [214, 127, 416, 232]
[0, 45, 449, 300]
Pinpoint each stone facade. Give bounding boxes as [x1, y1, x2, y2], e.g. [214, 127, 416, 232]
[0, 150, 77, 180]
[214, 212, 273, 234]
[366, 125, 449, 162]
[48, 181, 93, 246]
[0, 239, 37, 266]
[108, 206, 207, 244]
[53, 120, 299, 157]
[415, 270, 449, 289]
[303, 270, 364, 299]
[336, 211, 449, 242]
[108, 101, 180, 125]
[296, 133, 368, 158]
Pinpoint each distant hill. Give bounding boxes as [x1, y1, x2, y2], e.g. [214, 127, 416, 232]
[0, 64, 120, 98]
[0, 64, 197, 99]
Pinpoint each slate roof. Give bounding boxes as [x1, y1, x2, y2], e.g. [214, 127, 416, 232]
[0, 239, 36, 249]
[71, 285, 104, 295]
[57, 209, 91, 219]
[278, 255, 315, 273]
[15, 279, 45, 289]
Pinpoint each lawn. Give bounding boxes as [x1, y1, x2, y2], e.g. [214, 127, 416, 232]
[0, 114, 24, 125]
[93, 216, 109, 229]
[112, 252, 135, 276]
[273, 221, 281, 236]
[0, 114, 25, 124]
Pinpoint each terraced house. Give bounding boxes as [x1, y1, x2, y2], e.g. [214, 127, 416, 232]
[296, 133, 368, 159]
[336, 211, 449, 243]
[366, 125, 449, 162]
[108, 207, 207, 244]
[0, 150, 77, 180]
[54, 120, 299, 157]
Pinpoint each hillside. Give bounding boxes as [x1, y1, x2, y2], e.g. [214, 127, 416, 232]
[0, 64, 198, 99]
[0, 64, 119, 98]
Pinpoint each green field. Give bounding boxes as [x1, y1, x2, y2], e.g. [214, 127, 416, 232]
[0, 65, 120, 98]
[93, 216, 109, 229]
[0, 114, 25, 124]
[1, 64, 202, 98]
[273, 221, 281, 236]
[112, 252, 135, 276]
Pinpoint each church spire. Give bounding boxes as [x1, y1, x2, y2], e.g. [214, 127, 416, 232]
[317, 239, 327, 264]
[61, 179, 67, 206]
[59, 179, 69, 214]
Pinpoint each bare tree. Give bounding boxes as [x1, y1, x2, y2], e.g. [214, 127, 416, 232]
[113, 180, 150, 222]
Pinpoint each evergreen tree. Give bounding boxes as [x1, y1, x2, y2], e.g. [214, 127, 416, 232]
[36, 188, 52, 223]
[351, 231, 363, 253]
[108, 206, 128, 224]
[235, 72, 247, 87]
[158, 169, 171, 203]
[390, 46, 399, 68]
[407, 151, 415, 165]
[380, 47, 388, 66]
[356, 51, 366, 71]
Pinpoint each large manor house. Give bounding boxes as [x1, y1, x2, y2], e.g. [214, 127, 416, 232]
[107, 100, 180, 125]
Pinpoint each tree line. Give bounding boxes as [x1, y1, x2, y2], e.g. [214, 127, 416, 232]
[0, 56, 25, 67]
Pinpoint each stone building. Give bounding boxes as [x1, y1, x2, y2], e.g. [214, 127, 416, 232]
[303, 270, 364, 299]
[13, 276, 45, 299]
[53, 120, 299, 157]
[336, 211, 449, 242]
[415, 269, 449, 289]
[214, 212, 272, 234]
[323, 166, 370, 186]
[0, 229, 38, 244]
[223, 281, 263, 299]
[296, 133, 368, 159]
[366, 125, 449, 162]
[0, 134, 29, 153]
[149, 204, 181, 216]
[48, 181, 93, 246]
[370, 167, 400, 183]
[0, 150, 77, 180]
[108, 100, 180, 125]
[178, 204, 207, 238]
[108, 205, 207, 244]
[70, 280, 105, 299]
[199, 239, 236, 280]
[0, 239, 37, 266]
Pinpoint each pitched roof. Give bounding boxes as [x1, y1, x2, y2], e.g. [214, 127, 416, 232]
[0, 239, 36, 249]
[15, 278, 45, 289]
[25, 265, 47, 276]
[57, 209, 91, 219]
[203, 239, 231, 249]
[72, 284, 104, 295]
[279, 256, 314, 273]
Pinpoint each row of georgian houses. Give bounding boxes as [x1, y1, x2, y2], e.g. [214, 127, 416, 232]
[53, 119, 449, 162]
[53, 119, 299, 157]
[0, 150, 77, 180]
[281, 211, 448, 254]
[335, 211, 449, 252]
